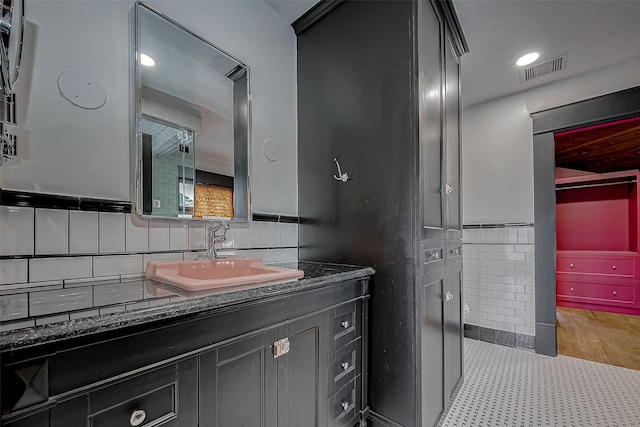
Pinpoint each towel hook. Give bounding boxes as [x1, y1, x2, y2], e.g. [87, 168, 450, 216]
[333, 158, 349, 182]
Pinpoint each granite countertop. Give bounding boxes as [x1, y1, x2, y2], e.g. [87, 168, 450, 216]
[0, 261, 374, 352]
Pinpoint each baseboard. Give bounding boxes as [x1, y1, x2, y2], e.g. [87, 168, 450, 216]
[463, 324, 535, 351]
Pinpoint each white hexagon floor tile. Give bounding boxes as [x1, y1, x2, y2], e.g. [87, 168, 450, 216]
[442, 339, 640, 426]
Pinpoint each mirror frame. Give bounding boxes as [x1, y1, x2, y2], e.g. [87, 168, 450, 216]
[132, 1, 252, 222]
[0, 0, 24, 94]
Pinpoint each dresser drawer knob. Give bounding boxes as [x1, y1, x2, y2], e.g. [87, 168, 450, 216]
[341, 401, 350, 411]
[613, 265, 617, 270]
[569, 263, 574, 268]
[340, 320, 350, 329]
[130, 410, 146, 427]
[613, 290, 617, 296]
[570, 288, 574, 292]
[341, 361, 350, 371]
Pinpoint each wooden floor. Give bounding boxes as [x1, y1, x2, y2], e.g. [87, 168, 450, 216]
[556, 307, 640, 370]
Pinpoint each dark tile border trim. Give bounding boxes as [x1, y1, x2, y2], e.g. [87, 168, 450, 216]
[252, 213, 299, 224]
[463, 222, 534, 229]
[464, 324, 535, 351]
[1, 190, 131, 213]
[0, 190, 300, 223]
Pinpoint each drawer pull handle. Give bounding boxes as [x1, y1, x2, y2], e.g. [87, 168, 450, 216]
[613, 265, 617, 270]
[341, 361, 350, 371]
[340, 320, 350, 329]
[570, 288, 574, 292]
[569, 263, 574, 268]
[130, 410, 146, 427]
[341, 401, 350, 411]
[613, 290, 617, 296]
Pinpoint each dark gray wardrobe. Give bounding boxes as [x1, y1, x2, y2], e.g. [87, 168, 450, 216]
[295, 1, 468, 426]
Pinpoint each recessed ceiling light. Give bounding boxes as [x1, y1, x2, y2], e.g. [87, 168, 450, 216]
[140, 53, 156, 67]
[516, 52, 539, 67]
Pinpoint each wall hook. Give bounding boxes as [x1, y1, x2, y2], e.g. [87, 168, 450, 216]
[333, 158, 349, 182]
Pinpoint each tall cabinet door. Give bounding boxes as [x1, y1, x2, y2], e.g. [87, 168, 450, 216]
[419, 0, 445, 242]
[444, 33, 462, 239]
[444, 251, 463, 399]
[419, 247, 446, 427]
[443, 28, 464, 401]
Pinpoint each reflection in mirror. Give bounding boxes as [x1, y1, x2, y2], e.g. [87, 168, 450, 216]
[135, 2, 250, 221]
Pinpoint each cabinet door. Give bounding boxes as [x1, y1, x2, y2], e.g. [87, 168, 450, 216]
[419, 0, 446, 240]
[444, 264, 463, 399]
[420, 276, 445, 427]
[277, 316, 320, 427]
[199, 331, 278, 427]
[444, 32, 461, 238]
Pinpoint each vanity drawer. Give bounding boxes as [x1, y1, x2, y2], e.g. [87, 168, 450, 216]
[328, 376, 362, 427]
[328, 338, 361, 396]
[89, 365, 178, 427]
[333, 302, 358, 349]
[557, 281, 634, 303]
[557, 257, 634, 277]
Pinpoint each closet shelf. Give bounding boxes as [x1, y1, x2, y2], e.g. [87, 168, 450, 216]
[555, 169, 638, 190]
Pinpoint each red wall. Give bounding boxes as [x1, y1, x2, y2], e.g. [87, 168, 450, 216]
[556, 184, 632, 251]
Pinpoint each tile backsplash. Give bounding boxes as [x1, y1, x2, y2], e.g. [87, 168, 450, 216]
[0, 204, 299, 331]
[462, 224, 535, 337]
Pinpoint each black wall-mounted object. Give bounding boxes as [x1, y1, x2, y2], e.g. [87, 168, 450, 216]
[297, 1, 467, 426]
[142, 133, 153, 215]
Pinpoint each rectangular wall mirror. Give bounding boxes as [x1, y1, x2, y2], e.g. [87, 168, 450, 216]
[134, 2, 251, 221]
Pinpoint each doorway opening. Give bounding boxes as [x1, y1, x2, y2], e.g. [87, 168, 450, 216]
[531, 86, 640, 357]
[554, 116, 640, 370]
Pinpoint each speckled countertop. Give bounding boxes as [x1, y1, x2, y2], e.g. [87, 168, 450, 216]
[0, 261, 374, 351]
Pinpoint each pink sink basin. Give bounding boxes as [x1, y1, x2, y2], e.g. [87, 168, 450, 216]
[145, 258, 304, 292]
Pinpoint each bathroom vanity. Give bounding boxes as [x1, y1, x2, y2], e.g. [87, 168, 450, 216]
[1, 262, 372, 427]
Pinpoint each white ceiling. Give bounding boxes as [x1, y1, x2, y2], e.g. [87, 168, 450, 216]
[265, 0, 640, 108]
[455, 0, 640, 108]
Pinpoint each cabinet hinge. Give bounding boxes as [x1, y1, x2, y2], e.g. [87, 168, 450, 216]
[272, 337, 290, 358]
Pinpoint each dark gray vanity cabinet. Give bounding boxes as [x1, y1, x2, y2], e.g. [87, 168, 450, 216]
[296, 1, 467, 426]
[1, 277, 369, 427]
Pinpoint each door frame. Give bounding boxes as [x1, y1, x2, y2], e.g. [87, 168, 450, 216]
[531, 86, 640, 356]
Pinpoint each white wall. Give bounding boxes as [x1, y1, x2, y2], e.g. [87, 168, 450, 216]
[0, 0, 298, 216]
[462, 56, 640, 224]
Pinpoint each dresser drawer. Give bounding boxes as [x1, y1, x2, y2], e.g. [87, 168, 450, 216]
[328, 338, 361, 396]
[89, 365, 178, 427]
[557, 257, 634, 277]
[557, 281, 634, 303]
[333, 302, 358, 349]
[327, 376, 361, 427]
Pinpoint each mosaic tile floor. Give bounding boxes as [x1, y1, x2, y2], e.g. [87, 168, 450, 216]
[442, 339, 640, 427]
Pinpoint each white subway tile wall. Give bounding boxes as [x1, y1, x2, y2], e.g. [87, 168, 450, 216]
[0, 206, 35, 256]
[0, 259, 28, 285]
[0, 208, 300, 330]
[125, 214, 149, 252]
[70, 211, 99, 254]
[35, 208, 69, 255]
[463, 226, 535, 336]
[148, 218, 171, 252]
[169, 220, 190, 250]
[99, 212, 126, 253]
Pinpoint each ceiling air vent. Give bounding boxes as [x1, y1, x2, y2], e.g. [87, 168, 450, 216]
[519, 54, 567, 83]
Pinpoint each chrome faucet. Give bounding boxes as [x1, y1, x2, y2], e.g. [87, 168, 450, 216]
[198, 221, 230, 259]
